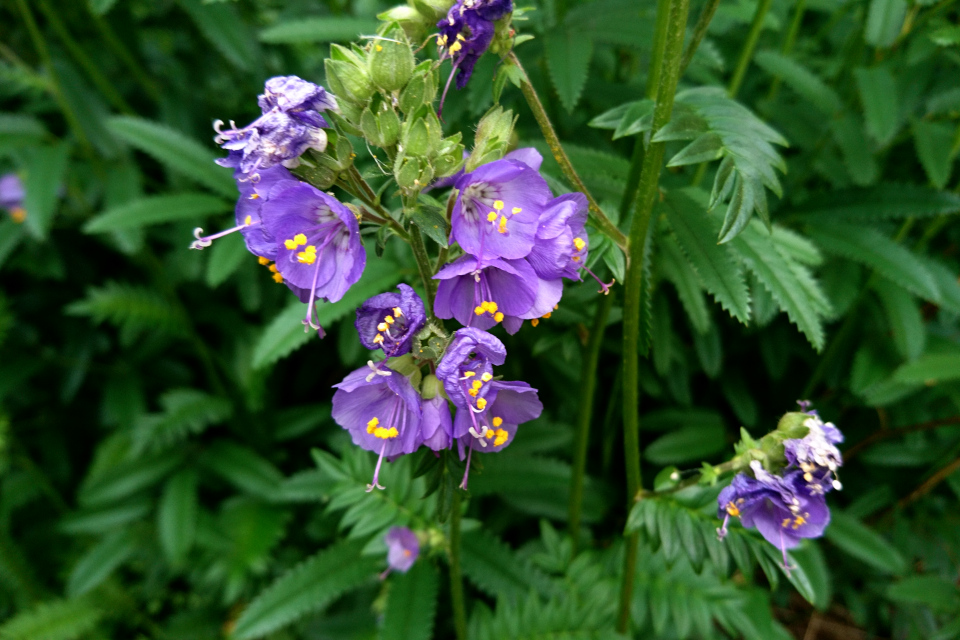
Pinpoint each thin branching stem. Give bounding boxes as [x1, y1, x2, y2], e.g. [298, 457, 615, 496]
[509, 52, 629, 251]
[617, 0, 690, 631]
[728, 0, 773, 98]
[680, 0, 722, 75]
[448, 490, 468, 640]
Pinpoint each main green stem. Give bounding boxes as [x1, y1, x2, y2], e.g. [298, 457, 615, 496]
[509, 53, 628, 252]
[568, 292, 614, 553]
[449, 490, 468, 640]
[617, 0, 690, 631]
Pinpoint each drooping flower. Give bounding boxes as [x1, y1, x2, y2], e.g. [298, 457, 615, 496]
[426, 147, 542, 194]
[454, 378, 541, 449]
[0, 173, 26, 224]
[263, 182, 366, 332]
[784, 412, 844, 494]
[422, 394, 454, 451]
[437, 0, 513, 93]
[435, 327, 506, 410]
[332, 367, 423, 491]
[717, 461, 830, 572]
[356, 284, 427, 358]
[449, 157, 552, 260]
[382, 527, 420, 578]
[526, 193, 589, 281]
[257, 76, 339, 127]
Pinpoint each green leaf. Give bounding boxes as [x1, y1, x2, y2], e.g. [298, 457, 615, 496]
[661, 235, 710, 334]
[792, 185, 960, 221]
[588, 100, 649, 130]
[832, 114, 879, 186]
[380, 562, 439, 640]
[106, 116, 236, 198]
[931, 25, 960, 46]
[854, 67, 900, 145]
[201, 441, 283, 500]
[0, 598, 102, 640]
[919, 256, 960, 315]
[644, 423, 727, 465]
[250, 252, 401, 369]
[788, 543, 832, 610]
[460, 530, 556, 600]
[259, 17, 379, 44]
[865, 0, 908, 47]
[206, 231, 248, 287]
[825, 510, 907, 575]
[66, 530, 137, 597]
[754, 51, 842, 115]
[663, 189, 751, 324]
[0, 113, 47, 145]
[79, 450, 184, 507]
[873, 279, 925, 360]
[22, 142, 70, 239]
[178, 0, 259, 70]
[89, 0, 119, 15]
[410, 204, 449, 248]
[66, 282, 189, 342]
[886, 575, 960, 611]
[83, 193, 229, 233]
[231, 539, 380, 639]
[806, 221, 940, 302]
[0, 219, 26, 271]
[613, 100, 655, 140]
[158, 470, 198, 566]
[731, 221, 825, 350]
[59, 499, 152, 535]
[892, 353, 960, 385]
[131, 389, 231, 456]
[913, 120, 954, 189]
[543, 29, 593, 113]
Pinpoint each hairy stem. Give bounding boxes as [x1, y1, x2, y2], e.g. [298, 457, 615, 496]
[680, 0, 722, 74]
[729, 0, 773, 98]
[509, 52, 629, 251]
[408, 227, 437, 317]
[617, 0, 690, 631]
[448, 490, 468, 640]
[568, 292, 614, 552]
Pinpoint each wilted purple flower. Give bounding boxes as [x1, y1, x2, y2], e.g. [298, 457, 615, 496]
[435, 327, 506, 410]
[718, 461, 830, 572]
[450, 157, 551, 260]
[382, 527, 419, 577]
[0, 173, 26, 224]
[437, 0, 513, 95]
[784, 412, 844, 494]
[257, 76, 339, 127]
[332, 367, 423, 491]
[356, 284, 427, 358]
[422, 394, 454, 451]
[264, 182, 365, 332]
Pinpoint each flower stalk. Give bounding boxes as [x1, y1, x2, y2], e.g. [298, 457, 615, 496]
[448, 490, 468, 640]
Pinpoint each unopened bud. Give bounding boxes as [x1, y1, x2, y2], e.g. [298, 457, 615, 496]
[378, 5, 430, 42]
[403, 118, 431, 157]
[369, 28, 415, 93]
[467, 106, 516, 172]
[421, 374, 441, 400]
[325, 45, 374, 104]
[411, 0, 456, 21]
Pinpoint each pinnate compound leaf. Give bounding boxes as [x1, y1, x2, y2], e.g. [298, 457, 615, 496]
[66, 530, 137, 597]
[380, 562, 439, 640]
[84, 194, 230, 233]
[0, 598, 102, 640]
[260, 17, 379, 43]
[731, 221, 825, 350]
[460, 530, 557, 600]
[544, 29, 593, 113]
[791, 185, 960, 221]
[106, 116, 236, 198]
[201, 441, 284, 500]
[825, 510, 907, 575]
[131, 389, 232, 455]
[663, 189, 751, 324]
[754, 51, 842, 115]
[661, 235, 711, 334]
[805, 222, 940, 302]
[78, 450, 184, 507]
[231, 539, 380, 639]
[644, 423, 727, 465]
[832, 114, 879, 186]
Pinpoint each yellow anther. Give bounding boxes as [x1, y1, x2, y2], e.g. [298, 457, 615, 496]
[573, 237, 586, 251]
[484, 301, 498, 313]
[481, 373, 493, 382]
[782, 518, 791, 528]
[493, 429, 508, 446]
[258, 256, 271, 265]
[294, 233, 307, 246]
[493, 200, 504, 210]
[487, 212, 498, 222]
[393, 307, 403, 317]
[792, 516, 806, 529]
[373, 334, 385, 344]
[498, 216, 507, 234]
[268, 264, 278, 273]
[531, 318, 539, 327]
[272, 272, 284, 283]
[457, 33, 465, 40]
[492, 416, 503, 427]
[249, 193, 261, 200]
[449, 41, 462, 53]
[438, 35, 448, 45]
[374, 426, 398, 439]
[242, 215, 251, 225]
[476, 398, 487, 410]
[385, 315, 394, 324]
[572, 256, 581, 262]
[378, 322, 389, 332]
[463, 371, 476, 377]
[511, 207, 522, 214]
[468, 389, 479, 397]
[553, 305, 558, 310]
[367, 417, 380, 434]
[485, 430, 495, 439]
[376, 44, 383, 51]
[542, 312, 551, 319]
[297, 245, 317, 264]
[471, 380, 483, 390]
[725, 502, 740, 517]
[494, 312, 504, 322]
[474, 306, 485, 316]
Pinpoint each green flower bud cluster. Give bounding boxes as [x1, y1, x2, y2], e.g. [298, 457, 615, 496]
[466, 106, 517, 172]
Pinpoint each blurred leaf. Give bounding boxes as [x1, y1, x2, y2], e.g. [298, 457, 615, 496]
[60, 499, 153, 535]
[865, 0, 908, 47]
[202, 441, 283, 500]
[66, 530, 137, 597]
[178, 0, 259, 70]
[0, 598, 102, 640]
[892, 353, 960, 385]
[644, 423, 727, 464]
[826, 511, 907, 575]
[793, 185, 960, 221]
[231, 539, 379, 639]
[22, 142, 70, 239]
[661, 235, 710, 334]
[79, 450, 184, 507]
[158, 470, 199, 566]
[132, 389, 232, 456]
[106, 116, 236, 198]
[206, 231, 248, 287]
[460, 530, 557, 600]
[88, 0, 119, 15]
[886, 575, 960, 611]
[854, 67, 900, 145]
[259, 17, 379, 44]
[83, 193, 230, 233]
[544, 29, 593, 113]
[66, 282, 189, 341]
[831, 115, 879, 186]
[754, 51, 842, 115]
[913, 120, 954, 189]
[380, 562, 439, 640]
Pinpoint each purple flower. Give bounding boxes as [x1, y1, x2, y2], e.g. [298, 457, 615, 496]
[435, 327, 506, 410]
[422, 394, 454, 451]
[527, 193, 589, 281]
[718, 462, 830, 573]
[383, 527, 419, 577]
[332, 367, 423, 491]
[263, 182, 366, 331]
[450, 157, 552, 260]
[784, 413, 844, 494]
[257, 76, 339, 128]
[0, 173, 26, 224]
[437, 0, 513, 91]
[356, 284, 427, 357]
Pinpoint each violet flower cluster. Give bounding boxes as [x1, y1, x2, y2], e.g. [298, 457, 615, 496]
[437, 0, 513, 106]
[717, 405, 844, 572]
[191, 77, 365, 337]
[433, 148, 610, 333]
[332, 284, 543, 491]
[381, 526, 420, 578]
[0, 173, 26, 224]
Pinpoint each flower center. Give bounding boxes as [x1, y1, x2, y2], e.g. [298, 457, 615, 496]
[366, 416, 399, 439]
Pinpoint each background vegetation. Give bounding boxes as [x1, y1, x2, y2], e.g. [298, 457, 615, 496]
[1, 0, 960, 638]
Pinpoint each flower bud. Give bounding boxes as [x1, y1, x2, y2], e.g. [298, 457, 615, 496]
[413, 321, 450, 361]
[378, 5, 430, 42]
[403, 118, 431, 157]
[369, 28, 415, 93]
[291, 161, 339, 191]
[394, 156, 423, 190]
[467, 106, 516, 172]
[421, 373, 441, 400]
[325, 45, 375, 105]
[399, 64, 439, 114]
[411, 0, 456, 21]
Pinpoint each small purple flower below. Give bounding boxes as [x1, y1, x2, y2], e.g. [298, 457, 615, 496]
[382, 527, 419, 578]
[356, 284, 427, 358]
[436, 0, 513, 107]
[0, 173, 26, 224]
